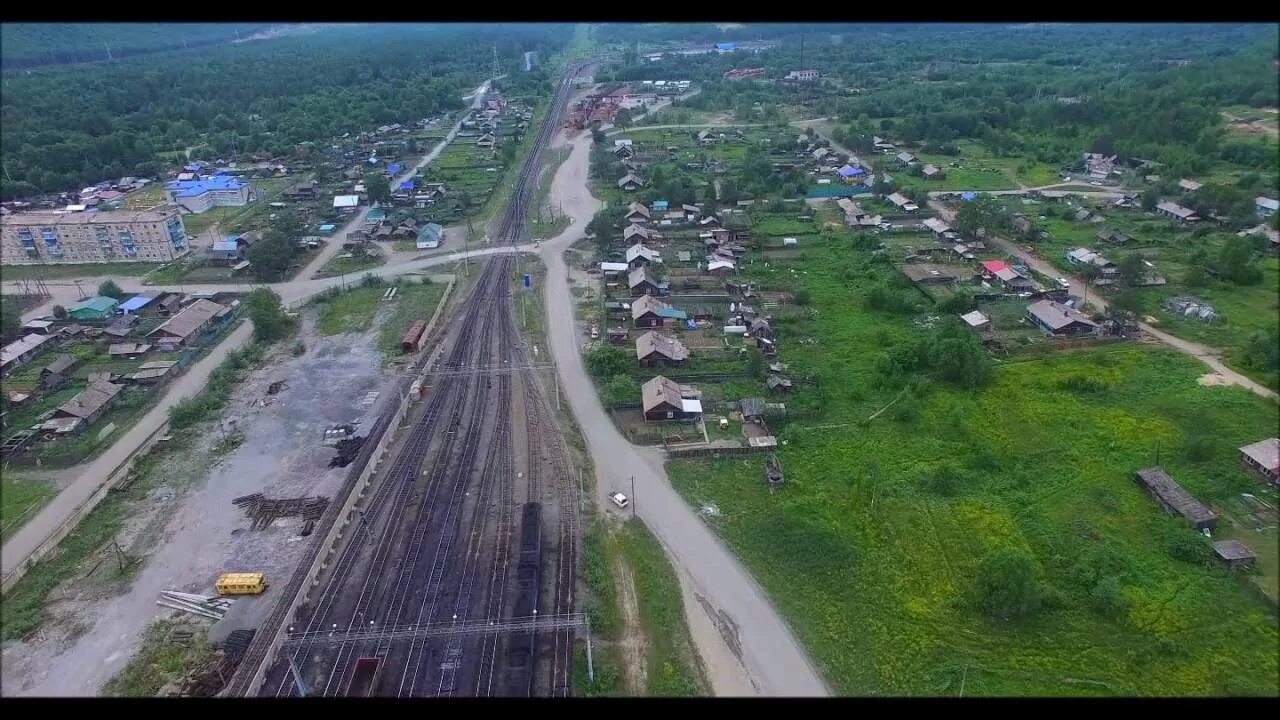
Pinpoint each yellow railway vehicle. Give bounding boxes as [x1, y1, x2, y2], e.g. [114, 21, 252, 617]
[215, 572, 268, 596]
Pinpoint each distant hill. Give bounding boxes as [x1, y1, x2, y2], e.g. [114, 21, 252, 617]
[0, 23, 274, 69]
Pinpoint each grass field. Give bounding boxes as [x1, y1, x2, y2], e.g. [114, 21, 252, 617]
[1, 262, 160, 280]
[376, 281, 446, 359]
[314, 251, 386, 280]
[1, 474, 57, 542]
[575, 518, 708, 696]
[663, 233, 1279, 697]
[101, 617, 216, 697]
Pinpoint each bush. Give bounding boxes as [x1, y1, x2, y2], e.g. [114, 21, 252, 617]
[1057, 375, 1108, 394]
[602, 374, 635, 408]
[1090, 576, 1128, 618]
[52, 304, 67, 319]
[586, 345, 631, 381]
[793, 288, 811, 306]
[291, 340, 306, 356]
[97, 280, 123, 299]
[920, 464, 963, 496]
[359, 273, 386, 288]
[246, 287, 293, 344]
[1166, 530, 1213, 565]
[976, 547, 1041, 620]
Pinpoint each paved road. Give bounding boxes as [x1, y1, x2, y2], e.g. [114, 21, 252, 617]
[536, 131, 830, 696]
[1, 321, 255, 583]
[929, 199, 1278, 401]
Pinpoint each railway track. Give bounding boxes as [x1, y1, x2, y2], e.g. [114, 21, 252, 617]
[243, 61, 591, 697]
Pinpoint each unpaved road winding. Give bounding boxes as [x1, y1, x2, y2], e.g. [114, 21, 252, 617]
[536, 129, 829, 696]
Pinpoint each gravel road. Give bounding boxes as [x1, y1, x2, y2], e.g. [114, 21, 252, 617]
[536, 130, 829, 696]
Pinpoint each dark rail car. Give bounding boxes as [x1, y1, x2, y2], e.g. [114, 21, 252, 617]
[346, 657, 381, 697]
[505, 502, 542, 695]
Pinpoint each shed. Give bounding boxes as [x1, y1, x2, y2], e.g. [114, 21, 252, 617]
[118, 295, 157, 314]
[960, 310, 991, 330]
[1211, 540, 1256, 569]
[1134, 467, 1218, 531]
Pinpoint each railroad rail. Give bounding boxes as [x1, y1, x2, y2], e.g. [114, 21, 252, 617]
[234, 59, 590, 698]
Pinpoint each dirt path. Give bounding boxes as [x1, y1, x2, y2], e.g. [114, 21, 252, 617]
[613, 556, 648, 694]
[929, 199, 1277, 402]
[537, 130, 828, 696]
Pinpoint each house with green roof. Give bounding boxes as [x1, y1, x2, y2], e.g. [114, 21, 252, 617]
[68, 296, 119, 321]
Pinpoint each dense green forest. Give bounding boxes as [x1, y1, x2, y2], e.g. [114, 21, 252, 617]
[0, 23, 272, 68]
[0, 24, 572, 200]
[599, 24, 1278, 197]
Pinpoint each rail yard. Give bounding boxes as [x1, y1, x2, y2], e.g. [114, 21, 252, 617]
[226, 63, 588, 698]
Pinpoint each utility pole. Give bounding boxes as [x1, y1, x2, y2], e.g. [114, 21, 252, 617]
[287, 654, 309, 697]
[630, 476, 636, 518]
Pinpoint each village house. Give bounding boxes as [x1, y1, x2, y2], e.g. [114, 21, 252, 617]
[641, 375, 702, 422]
[1083, 153, 1117, 181]
[960, 310, 991, 332]
[625, 243, 662, 270]
[1156, 201, 1200, 224]
[636, 331, 689, 367]
[46, 379, 124, 433]
[922, 217, 952, 236]
[785, 69, 819, 81]
[617, 173, 645, 192]
[108, 342, 152, 358]
[1065, 247, 1118, 279]
[613, 139, 635, 159]
[1, 333, 58, 376]
[697, 130, 718, 147]
[628, 266, 666, 297]
[896, 151, 916, 167]
[1238, 437, 1279, 485]
[127, 360, 179, 386]
[147, 298, 227, 349]
[707, 257, 736, 276]
[901, 263, 969, 286]
[1257, 196, 1279, 218]
[1025, 299, 1099, 337]
[766, 374, 793, 393]
[1096, 229, 1133, 245]
[1178, 178, 1203, 192]
[600, 261, 629, 281]
[631, 295, 686, 328]
[921, 164, 943, 180]
[415, 223, 445, 250]
[67, 296, 119, 322]
[886, 192, 919, 213]
[623, 224, 660, 245]
[625, 202, 651, 225]
[1133, 467, 1218, 531]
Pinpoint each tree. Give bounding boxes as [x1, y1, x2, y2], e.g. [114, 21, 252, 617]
[0, 296, 20, 343]
[1108, 287, 1144, 321]
[591, 127, 605, 144]
[1216, 235, 1263, 285]
[52, 304, 67, 320]
[245, 287, 292, 344]
[97, 279, 124, 299]
[246, 230, 297, 282]
[977, 547, 1041, 620]
[1140, 187, 1159, 212]
[585, 344, 630, 381]
[1116, 253, 1146, 286]
[364, 173, 391, 204]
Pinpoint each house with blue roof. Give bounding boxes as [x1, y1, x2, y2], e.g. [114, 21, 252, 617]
[716, 42, 735, 52]
[165, 176, 252, 214]
[397, 180, 416, 194]
[386, 163, 403, 176]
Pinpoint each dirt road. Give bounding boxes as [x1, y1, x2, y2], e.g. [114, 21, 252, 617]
[537, 130, 829, 696]
[1, 321, 255, 583]
[929, 199, 1278, 401]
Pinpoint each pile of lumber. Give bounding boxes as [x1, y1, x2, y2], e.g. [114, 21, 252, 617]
[233, 493, 330, 530]
[157, 590, 235, 620]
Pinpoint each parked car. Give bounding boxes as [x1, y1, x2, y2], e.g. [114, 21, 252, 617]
[1056, 277, 1071, 289]
[610, 492, 630, 509]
